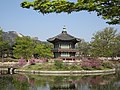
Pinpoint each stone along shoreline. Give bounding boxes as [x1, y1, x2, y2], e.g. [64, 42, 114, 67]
[15, 68, 115, 75]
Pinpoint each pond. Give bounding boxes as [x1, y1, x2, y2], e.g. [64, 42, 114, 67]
[0, 71, 120, 90]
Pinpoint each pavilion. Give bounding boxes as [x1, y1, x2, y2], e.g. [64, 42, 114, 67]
[47, 27, 81, 60]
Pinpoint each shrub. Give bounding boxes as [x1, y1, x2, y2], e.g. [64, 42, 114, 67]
[81, 59, 102, 70]
[70, 64, 81, 70]
[18, 58, 27, 66]
[54, 60, 63, 70]
[29, 59, 36, 65]
[62, 63, 70, 70]
[102, 61, 113, 69]
[33, 59, 48, 63]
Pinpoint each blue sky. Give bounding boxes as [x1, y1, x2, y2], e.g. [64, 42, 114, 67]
[0, 0, 120, 42]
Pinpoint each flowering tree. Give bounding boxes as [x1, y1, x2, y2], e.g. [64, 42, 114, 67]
[81, 59, 102, 70]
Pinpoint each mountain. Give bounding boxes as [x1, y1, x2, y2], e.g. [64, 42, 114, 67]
[2, 31, 49, 45]
[3, 31, 24, 45]
[2, 31, 53, 47]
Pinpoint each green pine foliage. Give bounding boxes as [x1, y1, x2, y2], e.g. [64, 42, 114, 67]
[13, 36, 53, 60]
[13, 36, 34, 60]
[33, 43, 53, 59]
[0, 27, 10, 61]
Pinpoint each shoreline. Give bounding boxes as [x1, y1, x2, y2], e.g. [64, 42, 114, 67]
[15, 68, 116, 76]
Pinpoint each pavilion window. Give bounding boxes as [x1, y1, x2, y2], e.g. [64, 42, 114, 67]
[61, 52, 70, 57]
[60, 43, 70, 49]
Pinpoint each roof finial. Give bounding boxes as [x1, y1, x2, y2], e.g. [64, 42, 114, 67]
[63, 25, 66, 31]
[62, 25, 67, 34]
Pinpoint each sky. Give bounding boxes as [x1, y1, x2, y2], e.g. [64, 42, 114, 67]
[0, 0, 120, 42]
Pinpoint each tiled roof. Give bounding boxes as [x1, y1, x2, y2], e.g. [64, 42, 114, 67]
[47, 31, 80, 43]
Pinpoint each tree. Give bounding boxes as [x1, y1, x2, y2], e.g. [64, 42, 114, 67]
[13, 36, 53, 60]
[0, 27, 10, 62]
[13, 36, 35, 60]
[21, 0, 120, 24]
[33, 43, 53, 59]
[76, 39, 90, 57]
[114, 34, 120, 57]
[90, 27, 120, 58]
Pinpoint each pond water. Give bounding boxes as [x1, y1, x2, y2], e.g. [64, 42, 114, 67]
[0, 71, 120, 90]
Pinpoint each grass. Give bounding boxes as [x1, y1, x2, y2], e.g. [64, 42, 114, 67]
[20, 62, 113, 71]
[22, 63, 56, 71]
[21, 63, 83, 71]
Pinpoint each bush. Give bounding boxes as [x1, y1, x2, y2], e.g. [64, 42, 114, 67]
[18, 58, 27, 66]
[29, 59, 36, 65]
[81, 60, 102, 70]
[102, 61, 113, 69]
[36, 59, 48, 63]
[29, 58, 48, 65]
[54, 60, 63, 70]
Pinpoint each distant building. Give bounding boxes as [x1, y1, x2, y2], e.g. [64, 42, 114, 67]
[47, 27, 81, 60]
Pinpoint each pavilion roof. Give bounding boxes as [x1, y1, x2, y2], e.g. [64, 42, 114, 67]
[47, 31, 81, 43]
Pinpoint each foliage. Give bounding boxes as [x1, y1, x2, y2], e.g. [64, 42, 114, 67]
[13, 35, 53, 60]
[81, 59, 102, 70]
[29, 58, 36, 65]
[21, 0, 120, 24]
[28, 58, 48, 65]
[63, 62, 82, 70]
[115, 35, 120, 57]
[0, 27, 10, 62]
[22, 59, 114, 71]
[90, 27, 120, 57]
[54, 60, 63, 70]
[18, 57, 27, 66]
[13, 36, 35, 60]
[32, 59, 48, 63]
[102, 61, 113, 69]
[33, 42, 53, 58]
[77, 39, 90, 57]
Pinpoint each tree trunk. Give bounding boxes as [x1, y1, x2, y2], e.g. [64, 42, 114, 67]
[2, 55, 4, 63]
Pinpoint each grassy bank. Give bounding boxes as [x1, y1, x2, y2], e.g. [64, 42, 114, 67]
[20, 61, 113, 71]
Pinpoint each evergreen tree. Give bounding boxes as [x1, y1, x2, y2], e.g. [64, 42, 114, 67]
[33, 43, 53, 59]
[13, 36, 35, 60]
[0, 27, 10, 62]
[13, 36, 53, 60]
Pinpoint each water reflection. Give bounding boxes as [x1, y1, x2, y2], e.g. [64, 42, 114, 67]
[0, 72, 120, 90]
